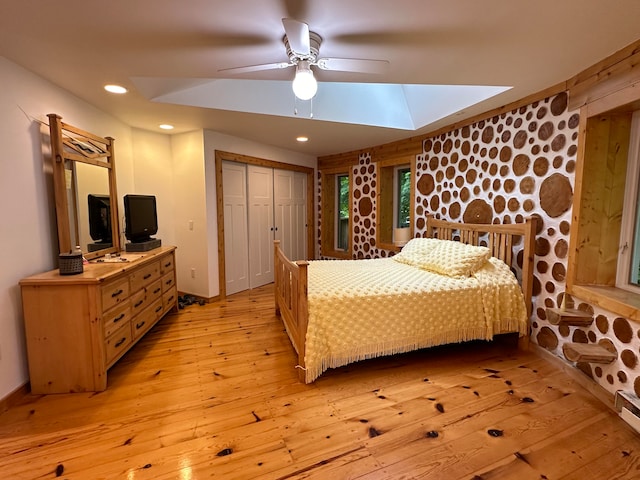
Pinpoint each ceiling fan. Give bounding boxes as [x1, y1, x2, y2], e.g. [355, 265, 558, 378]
[219, 18, 390, 100]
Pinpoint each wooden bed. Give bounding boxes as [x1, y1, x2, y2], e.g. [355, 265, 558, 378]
[274, 215, 537, 383]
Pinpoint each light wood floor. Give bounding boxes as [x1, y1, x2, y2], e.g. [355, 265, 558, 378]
[2, 285, 640, 479]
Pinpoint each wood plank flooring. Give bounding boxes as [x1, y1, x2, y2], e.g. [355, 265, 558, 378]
[1, 284, 640, 479]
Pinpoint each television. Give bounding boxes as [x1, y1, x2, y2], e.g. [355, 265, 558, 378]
[124, 194, 158, 243]
[87, 194, 112, 245]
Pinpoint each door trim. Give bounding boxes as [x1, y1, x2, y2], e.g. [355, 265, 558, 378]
[215, 150, 315, 299]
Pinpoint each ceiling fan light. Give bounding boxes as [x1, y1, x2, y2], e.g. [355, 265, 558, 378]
[292, 62, 317, 101]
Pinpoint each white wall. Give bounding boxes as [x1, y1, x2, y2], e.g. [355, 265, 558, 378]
[130, 129, 176, 248]
[171, 130, 208, 298]
[0, 57, 135, 400]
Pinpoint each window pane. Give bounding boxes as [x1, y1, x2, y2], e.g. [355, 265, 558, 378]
[396, 168, 410, 228]
[337, 175, 349, 251]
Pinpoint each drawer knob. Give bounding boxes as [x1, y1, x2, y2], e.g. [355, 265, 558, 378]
[115, 337, 126, 348]
[155, 305, 163, 313]
[143, 273, 152, 280]
[111, 289, 123, 298]
[136, 321, 146, 330]
[134, 300, 144, 308]
[113, 313, 125, 323]
[164, 262, 171, 268]
[153, 288, 161, 294]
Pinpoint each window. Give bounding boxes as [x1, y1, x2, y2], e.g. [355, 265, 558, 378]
[336, 174, 350, 251]
[377, 158, 414, 250]
[567, 104, 640, 321]
[320, 169, 352, 258]
[395, 167, 411, 229]
[617, 110, 640, 292]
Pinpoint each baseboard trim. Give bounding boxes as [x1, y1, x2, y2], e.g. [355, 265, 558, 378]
[0, 382, 30, 414]
[530, 343, 616, 412]
[177, 292, 219, 304]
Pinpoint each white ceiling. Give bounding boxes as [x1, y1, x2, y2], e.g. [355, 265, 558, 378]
[1, 0, 640, 156]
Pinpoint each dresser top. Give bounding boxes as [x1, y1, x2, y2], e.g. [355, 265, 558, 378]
[20, 246, 176, 286]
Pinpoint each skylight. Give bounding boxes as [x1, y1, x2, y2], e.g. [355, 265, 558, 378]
[131, 77, 511, 131]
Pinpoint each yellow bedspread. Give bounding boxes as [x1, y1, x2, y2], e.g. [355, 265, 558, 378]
[304, 256, 527, 383]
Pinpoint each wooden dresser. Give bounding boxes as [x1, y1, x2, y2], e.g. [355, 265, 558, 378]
[20, 246, 178, 394]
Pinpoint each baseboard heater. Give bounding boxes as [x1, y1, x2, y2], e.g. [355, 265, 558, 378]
[615, 391, 640, 432]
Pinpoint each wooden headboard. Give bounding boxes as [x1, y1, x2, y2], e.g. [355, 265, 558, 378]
[425, 214, 537, 327]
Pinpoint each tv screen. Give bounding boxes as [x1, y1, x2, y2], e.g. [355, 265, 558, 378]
[124, 194, 158, 243]
[88, 194, 112, 243]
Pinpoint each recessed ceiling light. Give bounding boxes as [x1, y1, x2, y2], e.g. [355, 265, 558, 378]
[296, 136, 309, 142]
[159, 124, 174, 130]
[104, 84, 127, 94]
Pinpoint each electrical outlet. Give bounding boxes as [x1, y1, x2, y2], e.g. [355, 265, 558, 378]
[191, 268, 196, 278]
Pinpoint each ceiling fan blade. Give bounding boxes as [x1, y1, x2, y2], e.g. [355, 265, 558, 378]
[219, 62, 293, 75]
[315, 57, 390, 74]
[281, 0, 309, 20]
[282, 18, 310, 56]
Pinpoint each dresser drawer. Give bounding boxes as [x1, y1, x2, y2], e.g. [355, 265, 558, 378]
[103, 300, 131, 338]
[147, 279, 163, 302]
[159, 253, 175, 275]
[130, 261, 160, 293]
[132, 299, 162, 340]
[105, 322, 131, 366]
[130, 289, 148, 316]
[162, 287, 178, 311]
[101, 278, 130, 312]
[161, 271, 175, 292]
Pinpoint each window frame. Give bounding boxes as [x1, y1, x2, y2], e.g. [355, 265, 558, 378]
[376, 156, 415, 252]
[617, 110, 640, 294]
[335, 173, 350, 252]
[567, 95, 640, 322]
[320, 167, 352, 259]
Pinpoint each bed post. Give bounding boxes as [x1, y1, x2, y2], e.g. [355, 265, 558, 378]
[518, 216, 537, 350]
[296, 261, 309, 383]
[273, 239, 310, 382]
[274, 240, 281, 317]
[425, 214, 435, 238]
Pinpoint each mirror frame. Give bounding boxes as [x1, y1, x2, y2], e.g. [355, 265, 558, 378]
[48, 114, 120, 260]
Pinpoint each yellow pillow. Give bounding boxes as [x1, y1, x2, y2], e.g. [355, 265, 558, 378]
[421, 240, 490, 277]
[394, 238, 490, 277]
[393, 238, 440, 267]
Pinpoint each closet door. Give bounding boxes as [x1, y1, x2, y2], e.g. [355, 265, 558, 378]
[247, 165, 274, 288]
[274, 170, 307, 261]
[292, 171, 308, 261]
[222, 162, 249, 295]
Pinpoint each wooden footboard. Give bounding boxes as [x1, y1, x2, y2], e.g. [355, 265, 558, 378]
[274, 216, 537, 382]
[274, 240, 308, 382]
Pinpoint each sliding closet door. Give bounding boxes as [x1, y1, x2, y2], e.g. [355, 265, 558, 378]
[274, 170, 307, 261]
[247, 165, 275, 288]
[222, 161, 249, 295]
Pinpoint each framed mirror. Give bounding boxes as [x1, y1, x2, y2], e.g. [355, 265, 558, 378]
[48, 114, 120, 260]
